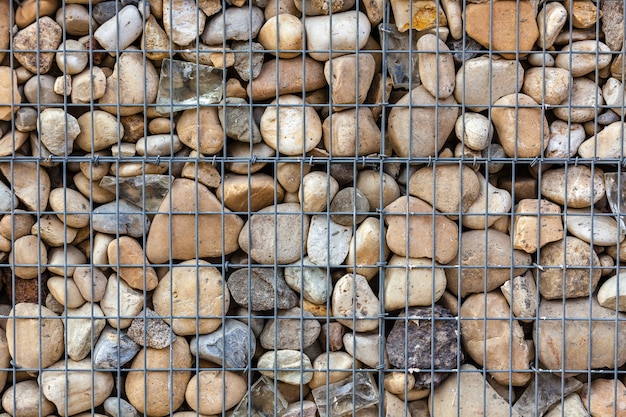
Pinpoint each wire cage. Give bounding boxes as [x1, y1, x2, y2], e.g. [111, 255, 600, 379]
[0, 0, 624, 415]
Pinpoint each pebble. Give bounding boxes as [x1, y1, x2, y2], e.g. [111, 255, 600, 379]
[355, 170, 400, 212]
[108, 236, 158, 291]
[100, 274, 144, 329]
[388, 85, 459, 157]
[227, 267, 297, 311]
[65, 303, 106, 361]
[565, 208, 625, 246]
[329, 186, 370, 226]
[417, 34, 455, 98]
[9, 234, 47, 279]
[92, 199, 149, 238]
[387, 305, 461, 389]
[0, 162, 50, 212]
[324, 53, 376, 107]
[104, 397, 139, 417]
[384, 255, 446, 311]
[454, 112, 493, 151]
[163, 0, 206, 45]
[553, 77, 603, 123]
[602, 78, 625, 116]
[546, 120, 586, 158]
[184, 370, 247, 415]
[343, 332, 383, 368]
[94, 6, 143, 52]
[47, 276, 86, 308]
[13, 17, 62, 74]
[580, 378, 626, 417]
[2, 380, 56, 417]
[202, 6, 264, 44]
[146, 178, 243, 262]
[219, 97, 263, 143]
[258, 13, 303, 59]
[217, 173, 284, 212]
[55, 4, 94, 36]
[522, 67, 570, 106]
[345, 217, 389, 280]
[578, 121, 626, 159]
[309, 351, 354, 389]
[537, 1, 567, 49]
[127, 308, 175, 349]
[541, 165, 605, 208]
[259, 307, 321, 350]
[284, 257, 329, 305]
[323, 107, 381, 157]
[500, 271, 537, 323]
[176, 107, 224, 155]
[249, 57, 325, 100]
[304, 11, 370, 61]
[153, 260, 229, 336]
[299, 171, 339, 213]
[510, 198, 564, 254]
[238, 203, 310, 264]
[461, 172, 511, 229]
[258, 350, 313, 385]
[409, 165, 480, 215]
[536, 297, 626, 373]
[92, 326, 141, 369]
[331, 273, 380, 332]
[75, 110, 124, 152]
[555, 40, 612, 77]
[125, 337, 192, 416]
[0, 181, 16, 213]
[307, 214, 352, 266]
[0, 68, 19, 122]
[597, 272, 626, 311]
[136, 134, 183, 157]
[190, 319, 255, 368]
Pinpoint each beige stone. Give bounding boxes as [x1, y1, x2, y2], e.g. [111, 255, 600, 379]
[346, 217, 390, 280]
[146, 178, 244, 263]
[544, 393, 588, 417]
[75, 110, 124, 152]
[277, 162, 311, 194]
[180, 151, 222, 188]
[2, 380, 56, 417]
[143, 15, 170, 61]
[49, 187, 90, 228]
[537, 1, 567, 49]
[299, 171, 339, 213]
[553, 77, 603, 123]
[309, 351, 355, 389]
[217, 173, 285, 212]
[258, 14, 303, 59]
[47, 276, 86, 308]
[500, 271, 537, 323]
[31, 214, 77, 247]
[566, 208, 625, 246]
[185, 370, 247, 415]
[597, 272, 626, 311]
[541, 165, 605, 208]
[384, 196, 458, 264]
[384, 255, 446, 311]
[9, 235, 47, 279]
[248, 57, 327, 101]
[462, 173, 512, 230]
[565, 0, 602, 29]
[107, 236, 158, 291]
[332, 273, 380, 332]
[100, 274, 144, 328]
[322, 107, 381, 156]
[510, 199, 564, 254]
[417, 34, 455, 99]
[65, 303, 106, 361]
[522, 67, 570, 106]
[445, 229, 531, 297]
[0, 162, 50, 212]
[579, 122, 626, 159]
[73, 266, 108, 302]
[0, 67, 20, 121]
[304, 11, 371, 61]
[73, 172, 115, 204]
[176, 107, 224, 155]
[126, 337, 192, 416]
[356, 170, 400, 211]
[324, 54, 375, 107]
[13, 17, 62, 73]
[555, 40, 612, 77]
[390, 0, 446, 32]
[384, 372, 416, 395]
[47, 244, 85, 277]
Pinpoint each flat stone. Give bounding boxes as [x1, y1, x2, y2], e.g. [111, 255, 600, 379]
[331, 273, 380, 332]
[216, 173, 284, 212]
[92, 326, 141, 369]
[93, 5, 143, 51]
[578, 121, 626, 159]
[127, 308, 175, 349]
[232, 41, 264, 81]
[555, 40, 612, 77]
[227, 267, 297, 311]
[66, 303, 106, 361]
[0, 162, 50, 212]
[343, 333, 383, 368]
[565, 208, 625, 246]
[544, 393, 588, 417]
[190, 319, 255, 369]
[257, 350, 313, 385]
[345, 217, 389, 280]
[13, 17, 62, 73]
[100, 275, 144, 329]
[92, 199, 149, 238]
[500, 271, 537, 323]
[1, 380, 56, 417]
[417, 34, 455, 99]
[511, 199, 564, 254]
[307, 215, 352, 266]
[465, 1, 538, 59]
[202, 6, 264, 44]
[259, 307, 321, 350]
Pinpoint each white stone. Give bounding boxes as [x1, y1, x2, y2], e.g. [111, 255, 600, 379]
[299, 171, 339, 213]
[304, 11, 371, 61]
[462, 172, 512, 229]
[307, 214, 352, 266]
[546, 120, 586, 158]
[66, 303, 106, 361]
[597, 272, 626, 311]
[555, 40, 612, 77]
[332, 273, 380, 332]
[537, 1, 567, 49]
[602, 77, 625, 116]
[257, 350, 313, 385]
[455, 112, 493, 151]
[0, 181, 17, 212]
[565, 208, 625, 246]
[544, 393, 588, 417]
[38, 108, 80, 156]
[165, 0, 207, 46]
[343, 332, 385, 368]
[100, 275, 144, 329]
[553, 77, 603, 123]
[55, 40, 88, 75]
[500, 271, 537, 323]
[136, 134, 183, 156]
[94, 6, 143, 52]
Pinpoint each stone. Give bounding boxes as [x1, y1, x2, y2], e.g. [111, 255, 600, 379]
[389, 0, 446, 32]
[544, 393, 588, 417]
[429, 364, 521, 417]
[510, 198, 564, 254]
[47, 276, 86, 308]
[321, 322, 345, 352]
[190, 319, 255, 369]
[409, 163, 478, 214]
[293, 0, 354, 15]
[580, 378, 626, 417]
[461, 291, 532, 386]
[127, 308, 175, 349]
[156, 60, 224, 113]
[136, 134, 182, 157]
[299, 171, 339, 213]
[384, 196, 459, 264]
[311, 372, 379, 417]
[555, 40, 612, 77]
[384, 255, 446, 311]
[541, 165, 605, 208]
[324, 54, 376, 107]
[92, 1, 120, 24]
[258, 13, 303, 59]
[463, 172, 511, 230]
[15, 107, 38, 132]
[226, 141, 276, 174]
[602, 78, 626, 117]
[284, 257, 329, 305]
[216, 173, 283, 212]
[92, 199, 149, 238]
[522, 67, 570, 106]
[2, 380, 56, 417]
[500, 272, 537, 323]
[153, 259, 229, 336]
[304, 11, 370, 61]
[388, 85, 459, 157]
[537, 1, 567, 49]
[454, 57, 524, 111]
[565, 0, 602, 29]
[566, 208, 625, 246]
[384, 372, 416, 395]
[75, 110, 124, 151]
[0, 181, 15, 214]
[260, 94, 323, 156]
[219, 97, 262, 143]
[227, 267, 297, 311]
[229, 376, 288, 417]
[66, 303, 106, 361]
[329, 187, 370, 226]
[107, 236, 158, 291]
[0, 162, 50, 212]
[492, 93, 549, 158]
[417, 34, 455, 99]
[9, 234, 47, 280]
[143, 14, 170, 61]
[258, 350, 314, 385]
[356, 170, 400, 212]
[322, 107, 382, 157]
[602, 1, 624, 51]
[125, 337, 192, 416]
[248, 57, 326, 100]
[163, 0, 205, 45]
[536, 297, 626, 373]
[104, 397, 139, 417]
[48, 187, 90, 228]
[100, 274, 144, 329]
[332, 273, 380, 332]
[146, 178, 244, 263]
[307, 215, 352, 266]
[553, 77, 603, 123]
[40, 358, 114, 416]
[94, 5, 143, 51]
[92, 326, 141, 369]
[513, 373, 583, 416]
[202, 5, 263, 44]
[31, 214, 76, 247]
[260, 307, 321, 350]
[597, 272, 626, 311]
[0, 67, 20, 121]
[238, 203, 310, 264]
[579, 122, 626, 159]
[55, 4, 94, 36]
[465, 1, 538, 58]
[281, 400, 317, 417]
[346, 217, 389, 280]
[387, 306, 462, 389]
[546, 120, 586, 158]
[186, 370, 248, 415]
[455, 112, 493, 151]
[343, 332, 383, 368]
[445, 229, 531, 297]
[309, 351, 354, 389]
[231, 40, 265, 81]
[13, 17, 62, 73]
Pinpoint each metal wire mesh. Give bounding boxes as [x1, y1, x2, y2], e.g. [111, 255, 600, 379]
[0, 0, 624, 416]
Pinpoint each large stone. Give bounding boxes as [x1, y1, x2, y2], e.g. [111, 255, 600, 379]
[284, 257, 330, 305]
[185, 370, 247, 415]
[307, 215, 352, 266]
[13, 17, 62, 73]
[257, 350, 313, 385]
[579, 378, 626, 417]
[384, 255, 446, 311]
[108, 236, 158, 291]
[146, 178, 244, 263]
[565, 208, 625, 246]
[0, 67, 20, 121]
[541, 166, 605, 208]
[92, 199, 149, 238]
[0, 162, 50, 212]
[408, 165, 480, 215]
[259, 307, 321, 350]
[163, 0, 206, 45]
[510, 199, 564, 254]
[331, 273, 380, 332]
[66, 303, 106, 361]
[417, 34, 455, 99]
[345, 217, 390, 280]
[190, 319, 256, 369]
[216, 173, 284, 212]
[536, 297, 626, 374]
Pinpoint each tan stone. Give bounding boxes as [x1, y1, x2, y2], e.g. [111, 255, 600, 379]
[346, 217, 389, 280]
[541, 165, 605, 208]
[73, 266, 108, 302]
[0, 67, 20, 121]
[108, 236, 158, 291]
[538, 236, 601, 299]
[384, 196, 458, 264]
[579, 122, 626, 159]
[13, 17, 62, 73]
[217, 173, 285, 212]
[2, 380, 56, 417]
[176, 107, 224, 155]
[31, 214, 77, 247]
[47, 276, 86, 309]
[309, 351, 355, 389]
[248, 57, 327, 101]
[465, 2, 538, 59]
[510, 199, 564, 254]
[0, 0, 9, 62]
[555, 40, 612, 77]
[75, 110, 124, 152]
[462, 173, 512, 230]
[461, 291, 532, 386]
[417, 34, 455, 99]
[537, 1, 567, 49]
[152, 259, 230, 336]
[324, 54, 376, 107]
[565, 0, 602, 29]
[522, 67, 570, 106]
[143, 15, 170, 61]
[185, 371, 247, 415]
[100, 274, 144, 329]
[180, 151, 222, 188]
[49, 188, 90, 228]
[390, 0, 447, 32]
[579, 378, 626, 417]
[445, 229, 531, 297]
[146, 178, 244, 263]
[277, 162, 310, 194]
[322, 107, 381, 157]
[0, 162, 50, 212]
[126, 337, 192, 416]
[9, 235, 47, 279]
[384, 255, 446, 311]
[553, 77, 603, 123]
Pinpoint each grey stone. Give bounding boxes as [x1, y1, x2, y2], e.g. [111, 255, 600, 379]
[260, 307, 321, 350]
[190, 319, 256, 369]
[14, 107, 38, 132]
[92, 1, 121, 25]
[93, 326, 141, 369]
[602, 1, 624, 51]
[126, 308, 175, 349]
[219, 97, 262, 143]
[232, 41, 264, 81]
[306, 215, 352, 267]
[91, 199, 150, 238]
[103, 397, 138, 417]
[201, 6, 264, 44]
[227, 267, 297, 311]
[284, 257, 329, 305]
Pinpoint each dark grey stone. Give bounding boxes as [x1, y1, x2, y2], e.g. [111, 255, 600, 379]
[92, 1, 121, 25]
[232, 41, 264, 82]
[227, 267, 297, 311]
[104, 397, 139, 417]
[190, 319, 256, 369]
[386, 305, 463, 389]
[92, 199, 150, 238]
[93, 326, 141, 369]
